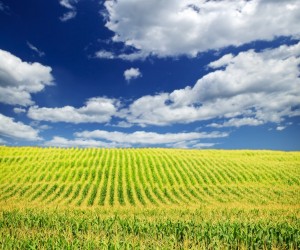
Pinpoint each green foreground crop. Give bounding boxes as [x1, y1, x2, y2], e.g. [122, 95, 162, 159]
[0, 147, 299, 249]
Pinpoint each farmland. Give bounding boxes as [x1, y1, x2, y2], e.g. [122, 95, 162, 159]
[0, 146, 300, 249]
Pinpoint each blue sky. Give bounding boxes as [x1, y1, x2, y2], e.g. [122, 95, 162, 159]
[0, 0, 300, 150]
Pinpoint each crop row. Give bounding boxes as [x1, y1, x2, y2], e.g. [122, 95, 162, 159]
[0, 147, 299, 208]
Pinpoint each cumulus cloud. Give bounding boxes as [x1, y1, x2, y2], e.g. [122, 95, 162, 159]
[27, 42, 45, 57]
[22, 42, 300, 131]
[121, 42, 300, 126]
[0, 114, 41, 141]
[26, 43, 300, 130]
[124, 68, 142, 82]
[59, 0, 78, 22]
[0, 49, 53, 106]
[75, 130, 228, 146]
[102, 0, 300, 59]
[28, 97, 119, 123]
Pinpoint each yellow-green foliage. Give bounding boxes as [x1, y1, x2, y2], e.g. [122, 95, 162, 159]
[1, 147, 299, 208]
[0, 147, 300, 249]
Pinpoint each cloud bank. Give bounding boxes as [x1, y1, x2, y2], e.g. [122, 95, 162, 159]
[29, 42, 300, 129]
[101, 0, 300, 59]
[45, 130, 227, 148]
[121, 42, 300, 127]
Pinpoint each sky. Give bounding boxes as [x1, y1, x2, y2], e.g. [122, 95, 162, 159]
[0, 0, 300, 150]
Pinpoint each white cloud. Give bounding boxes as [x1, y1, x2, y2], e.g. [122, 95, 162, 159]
[0, 88, 32, 107]
[45, 133, 221, 148]
[95, 50, 115, 59]
[103, 0, 300, 59]
[190, 143, 216, 149]
[276, 126, 286, 131]
[60, 11, 77, 22]
[110, 121, 133, 128]
[44, 129, 227, 148]
[28, 97, 119, 123]
[29, 121, 52, 131]
[59, 0, 76, 9]
[121, 42, 300, 126]
[0, 114, 41, 141]
[167, 140, 217, 149]
[124, 68, 142, 82]
[209, 117, 264, 128]
[13, 107, 26, 114]
[39, 124, 52, 130]
[27, 42, 45, 57]
[59, 0, 78, 21]
[75, 130, 228, 146]
[118, 52, 148, 61]
[95, 50, 148, 61]
[0, 49, 53, 106]
[25, 43, 300, 130]
[44, 136, 130, 148]
[208, 54, 234, 69]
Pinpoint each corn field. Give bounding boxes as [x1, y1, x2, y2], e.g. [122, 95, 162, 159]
[0, 146, 299, 249]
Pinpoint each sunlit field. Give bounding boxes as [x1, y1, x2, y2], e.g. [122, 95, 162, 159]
[0, 147, 299, 249]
